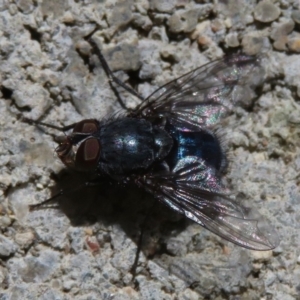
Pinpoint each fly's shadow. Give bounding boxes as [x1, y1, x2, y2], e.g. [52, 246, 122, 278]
[31, 168, 245, 295]
[34, 168, 193, 270]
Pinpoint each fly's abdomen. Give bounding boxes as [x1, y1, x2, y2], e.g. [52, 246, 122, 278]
[165, 124, 227, 174]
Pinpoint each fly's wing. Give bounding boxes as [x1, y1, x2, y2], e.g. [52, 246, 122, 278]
[133, 55, 262, 130]
[137, 157, 279, 250]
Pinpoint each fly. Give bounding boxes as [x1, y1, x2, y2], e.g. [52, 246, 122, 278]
[26, 38, 279, 251]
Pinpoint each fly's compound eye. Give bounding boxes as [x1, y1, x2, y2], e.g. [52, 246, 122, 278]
[71, 119, 100, 148]
[73, 119, 99, 134]
[75, 138, 101, 171]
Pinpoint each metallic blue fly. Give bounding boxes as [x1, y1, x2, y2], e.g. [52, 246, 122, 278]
[29, 40, 278, 251]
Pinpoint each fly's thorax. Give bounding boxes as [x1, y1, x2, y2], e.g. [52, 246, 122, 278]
[55, 119, 101, 172]
[95, 118, 173, 176]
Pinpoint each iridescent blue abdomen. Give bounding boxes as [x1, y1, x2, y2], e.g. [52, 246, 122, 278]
[165, 124, 226, 173]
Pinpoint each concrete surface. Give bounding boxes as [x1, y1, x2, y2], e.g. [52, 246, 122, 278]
[1, 0, 300, 299]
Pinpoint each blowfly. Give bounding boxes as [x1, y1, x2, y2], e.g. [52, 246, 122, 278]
[27, 38, 278, 251]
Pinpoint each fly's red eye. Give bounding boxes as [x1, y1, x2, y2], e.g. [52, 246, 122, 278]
[82, 122, 97, 133]
[83, 138, 100, 161]
[75, 138, 101, 171]
[73, 119, 99, 134]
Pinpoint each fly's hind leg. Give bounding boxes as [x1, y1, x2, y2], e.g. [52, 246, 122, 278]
[131, 201, 157, 280]
[88, 38, 144, 112]
[29, 179, 102, 211]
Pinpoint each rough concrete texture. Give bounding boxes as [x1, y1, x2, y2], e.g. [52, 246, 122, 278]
[0, 0, 300, 299]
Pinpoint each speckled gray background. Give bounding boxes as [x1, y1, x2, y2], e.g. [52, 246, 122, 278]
[1, 0, 300, 299]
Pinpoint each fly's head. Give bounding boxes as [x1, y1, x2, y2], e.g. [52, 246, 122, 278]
[55, 119, 100, 172]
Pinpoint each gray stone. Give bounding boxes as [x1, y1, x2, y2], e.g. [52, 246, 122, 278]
[132, 13, 153, 32]
[150, 0, 176, 13]
[291, 10, 300, 24]
[287, 34, 300, 52]
[242, 31, 271, 55]
[0, 216, 12, 229]
[14, 232, 34, 249]
[15, 0, 34, 14]
[152, 13, 169, 26]
[138, 40, 162, 80]
[160, 45, 180, 62]
[168, 4, 212, 33]
[0, 234, 18, 257]
[106, 0, 133, 28]
[104, 43, 141, 72]
[215, 0, 254, 28]
[270, 19, 295, 50]
[39, 0, 69, 19]
[149, 26, 169, 43]
[13, 250, 60, 283]
[0, 0, 7, 11]
[225, 32, 240, 48]
[137, 275, 172, 300]
[254, 0, 281, 23]
[167, 12, 182, 33]
[166, 237, 188, 256]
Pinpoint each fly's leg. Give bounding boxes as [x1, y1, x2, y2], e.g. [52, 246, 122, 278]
[131, 223, 145, 279]
[20, 116, 78, 132]
[131, 201, 157, 280]
[88, 38, 144, 112]
[29, 179, 101, 211]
